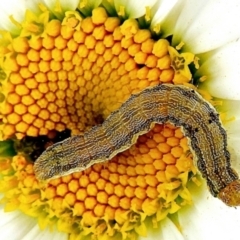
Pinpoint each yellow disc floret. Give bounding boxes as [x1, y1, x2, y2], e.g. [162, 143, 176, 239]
[0, 7, 194, 140]
[0, 124, 196, 239]
[0, 4, 199, 240]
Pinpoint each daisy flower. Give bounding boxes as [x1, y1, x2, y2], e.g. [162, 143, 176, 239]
[0, 0, 240, 240]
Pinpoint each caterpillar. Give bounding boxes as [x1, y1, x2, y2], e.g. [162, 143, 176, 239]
[34, 84, 240, 207]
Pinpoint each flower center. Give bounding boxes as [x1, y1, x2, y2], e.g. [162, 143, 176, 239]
[0, 4, 199, 239]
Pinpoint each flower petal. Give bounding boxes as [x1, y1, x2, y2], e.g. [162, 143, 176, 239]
[198, 39, 240, 100]
[114, 0, 157, 18]
[172, 0, 240, 53]
[0, 0, 40, 31]
[178, 181, 240, 240]
[222, 100, 240, 173]
[141, 217, 185, 240]
[151, 0, 183, 36]
[80, 0, 102, 9]
[0, 205, 68, 240]
[158, 218, 185, 240]
[0, 207, 35, 239]
[42, 0, 79, 12]
[23, 224, 68, 240]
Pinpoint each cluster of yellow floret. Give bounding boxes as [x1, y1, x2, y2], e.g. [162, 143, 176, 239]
[0, 124, 197, 239]
[0, 7, 193, 140]
[0, 5, 198, 240]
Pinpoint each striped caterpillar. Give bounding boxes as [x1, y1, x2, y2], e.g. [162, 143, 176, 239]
[34, 84, 240, 207]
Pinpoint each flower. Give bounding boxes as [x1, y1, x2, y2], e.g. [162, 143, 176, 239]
[0, 0, 240, 240]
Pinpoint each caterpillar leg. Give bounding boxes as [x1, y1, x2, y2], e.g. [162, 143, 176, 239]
[218, 180, 240, 207]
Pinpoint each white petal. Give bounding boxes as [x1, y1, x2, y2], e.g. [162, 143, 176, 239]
[23, 224, 68, 240]
[222, 100, 240, 173]
[0, 207, 35, 240]
[157, 218, 185, 240]
[0, 206, 68, 240]
[141, 217, 185, 240]
[228, 133, 240, 174]
[221, 100, 240, 119]
[0, 0, 40, 31]
[172, 0, 240, 53]
[151, 0, 184, 37]
[198, 39, 240, 100]
[178, 181, 240, 240]
[42, 0, 79, 12]
[79, 0, 102, 9]
[114, 0, 157, 18]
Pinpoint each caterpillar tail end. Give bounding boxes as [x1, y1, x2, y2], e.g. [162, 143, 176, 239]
[218, 180, 240, 207]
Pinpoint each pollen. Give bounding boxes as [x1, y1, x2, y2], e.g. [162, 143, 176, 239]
[0, 4, 198, 240]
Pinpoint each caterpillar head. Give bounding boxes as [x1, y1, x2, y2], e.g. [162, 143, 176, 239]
[218, 180, 240, 207]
